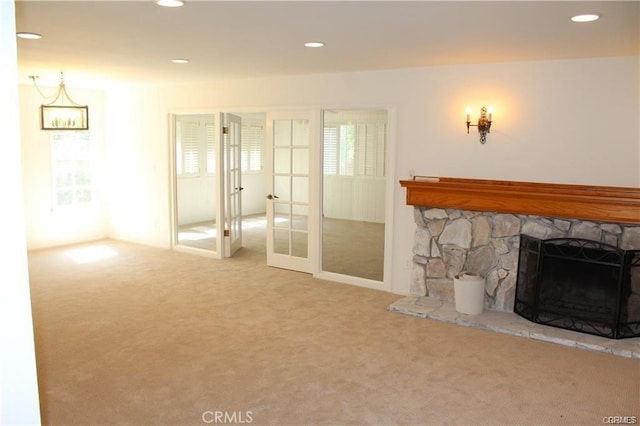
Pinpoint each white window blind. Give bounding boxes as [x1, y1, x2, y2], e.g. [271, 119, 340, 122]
[206, 121, 216, 174]
[339, 125, 355, 176]
[323, 114, 386, 178]
[241, 120, 264, 173]
[176, 115, 216, 176]
[323, 127, 338, 175]
[177, 119, 200, 176]
[355, 123, 385, 177]
[375, 124, 386, 177]
[176, 114, 264, 175]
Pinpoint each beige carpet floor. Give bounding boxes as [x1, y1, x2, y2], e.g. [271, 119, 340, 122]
[27, 239, 639, 425]
[178, 215, 385, 281]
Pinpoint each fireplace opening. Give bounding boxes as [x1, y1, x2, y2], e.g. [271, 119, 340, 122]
[515, 234, 640, 339]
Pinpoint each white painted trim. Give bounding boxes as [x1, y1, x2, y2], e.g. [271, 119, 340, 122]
[382, 106, 397, 293]
[215, 112, 226, 258]
[173, 244, 221, 259]
[265, 110, 319, 274]
[314, 271, 385, 291]
[309, 108, 322, 275]
[167, 113, 179, 248]
[0, 1, 42, 422]
[318, 105, 396, 293]
[168, 112, 225, 259]
[167, 104, 396, 293]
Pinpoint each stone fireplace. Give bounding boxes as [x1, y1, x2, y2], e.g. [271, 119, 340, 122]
[409, 206, 640, 313]
[399, 176, 640, 323]
[392, 177, 640, 356]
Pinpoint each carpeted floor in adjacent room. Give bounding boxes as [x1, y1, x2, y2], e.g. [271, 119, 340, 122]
[27, 238, 639, 425]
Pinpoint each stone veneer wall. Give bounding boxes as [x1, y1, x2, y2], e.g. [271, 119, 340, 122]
[411, 207, 640, 312]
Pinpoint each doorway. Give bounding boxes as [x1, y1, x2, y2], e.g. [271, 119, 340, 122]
[169, 108, 390, 288]
[321, 109, 387, 283]
[170, 112, 242, 258]
[264, 111, 319, 273]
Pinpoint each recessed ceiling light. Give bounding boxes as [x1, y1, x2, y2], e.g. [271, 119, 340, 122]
[571, 14, 600, 23]
[305, 41, 325, 48]
[171, 59, 189, 64]
[16, 32, 42, 39]
[156, 0, 184, 7]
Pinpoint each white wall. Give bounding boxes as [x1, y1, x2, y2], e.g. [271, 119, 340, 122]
[176, 173, 266, 224]
[1, 0, 41, 422]
[323, 176, 386, 223]
[100, 56, 638, 295]
[242, 172, 267, 216]
[19, 85, 107, 250]
[176, 175, 266, 224]
[176, 176, 217, 225]
[105, 89, 171, 247]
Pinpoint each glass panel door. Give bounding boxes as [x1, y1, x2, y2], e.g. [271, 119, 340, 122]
[266, 111, 317, 273]
[172, 113, 224, 257]
[225, 113, 242, 256]
[172, 112, 243, 259]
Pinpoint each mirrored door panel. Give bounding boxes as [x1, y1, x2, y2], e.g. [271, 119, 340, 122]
[174, 114, 222, 254]
[322, 109, 387, 281]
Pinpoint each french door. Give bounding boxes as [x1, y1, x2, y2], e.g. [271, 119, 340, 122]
[171, 112, 242, 259]
[224, 113, 242, 257]
[265, 111, 319, 273]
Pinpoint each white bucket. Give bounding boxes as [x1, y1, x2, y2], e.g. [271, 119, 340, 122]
[454, 272, 486, 315]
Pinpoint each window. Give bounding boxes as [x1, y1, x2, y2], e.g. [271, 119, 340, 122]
[240, 118, 264, 173]
[355, 123, 385, 177]
[175, 115, 216, 176]
[51, 131, 93, 206]
[323, 120, 385, 177]
[323, 127, 338, 174]
[205, 121, 216, 174]
[176, 113, 263, 175]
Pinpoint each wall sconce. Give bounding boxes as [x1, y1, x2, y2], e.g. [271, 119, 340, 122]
[466, 106, 492, 144]
[29, 73, 89, 130]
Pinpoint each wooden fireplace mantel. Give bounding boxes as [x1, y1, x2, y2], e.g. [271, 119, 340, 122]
[400, 177, 640, 224]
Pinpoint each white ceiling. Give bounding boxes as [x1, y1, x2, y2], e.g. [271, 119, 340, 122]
[15, 1, 640, 88]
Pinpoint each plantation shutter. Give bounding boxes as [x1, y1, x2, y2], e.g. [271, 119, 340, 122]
[178, 118, 200, 176]
[323, 126, 338, 175]
[355, 123, 385, 177]
[375, 124, 386, 177]
[340, 125, 355, 176]
[176, 115, 217, 176]
[241, 120, 264, 172]
[205, 120, 216, 174]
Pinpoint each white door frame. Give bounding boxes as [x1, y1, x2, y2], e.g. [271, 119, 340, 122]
[313, 106, 396, 293]
[168, 106, 395, 294]
[265, 110, 320, 274]
[169, 112, 226, 259]
[224, 113, 243, 257]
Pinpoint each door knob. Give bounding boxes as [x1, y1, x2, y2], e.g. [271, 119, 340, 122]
[266, 194, 279, 200]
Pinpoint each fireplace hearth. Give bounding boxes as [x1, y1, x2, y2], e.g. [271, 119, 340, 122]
[515, 235, 640, 339]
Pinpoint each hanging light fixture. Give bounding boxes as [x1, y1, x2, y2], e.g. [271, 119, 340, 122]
[30, 72, 89, 130]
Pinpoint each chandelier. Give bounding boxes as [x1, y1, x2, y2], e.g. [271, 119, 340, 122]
[30, 72, 89, 130]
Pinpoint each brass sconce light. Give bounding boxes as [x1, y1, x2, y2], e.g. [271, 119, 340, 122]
[29, 72, 89, 130]
[466, 106, 493, 144]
